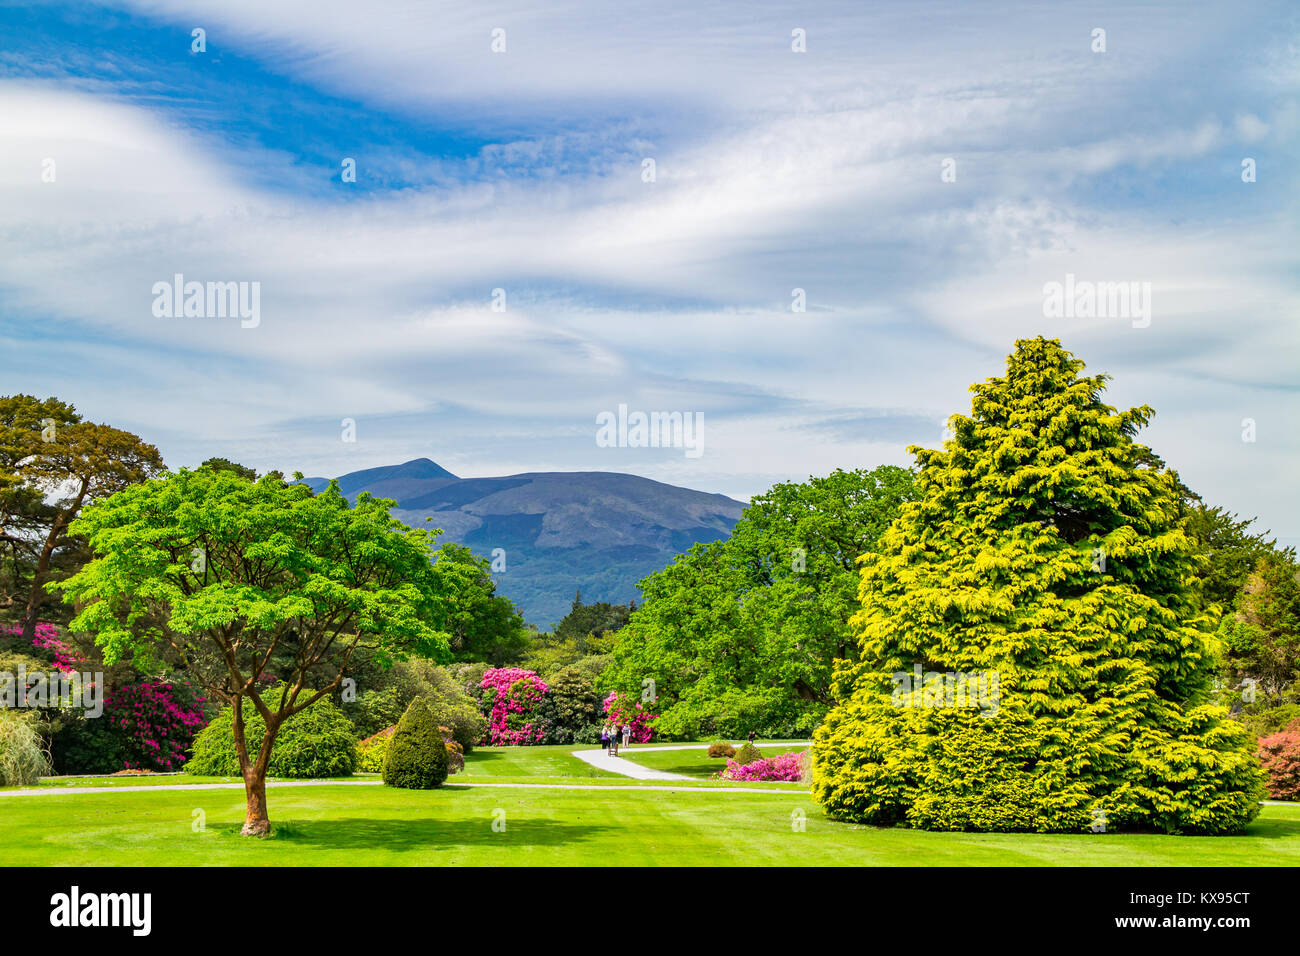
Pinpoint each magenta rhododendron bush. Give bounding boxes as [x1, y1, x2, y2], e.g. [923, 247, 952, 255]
[109, 682, 208, 772]
[480, 667, 549, 746]
[4, 622, 88, 674]
[603, 691, 655, 743]
[720, 750, 807, 782]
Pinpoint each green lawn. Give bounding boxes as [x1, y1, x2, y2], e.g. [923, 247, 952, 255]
[459, 744, 618, 779]
[2, 743, 799, 793]
[2, 781, 1296, 866]
[3, 740, 1297, 865]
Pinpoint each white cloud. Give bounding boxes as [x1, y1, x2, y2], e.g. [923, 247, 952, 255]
[1, 1, 1296, 537]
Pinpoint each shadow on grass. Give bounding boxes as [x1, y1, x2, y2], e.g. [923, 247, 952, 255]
[1242, 813, 1300, 840]
[217, 814, 614, 853]
[637, 763, 718, 779]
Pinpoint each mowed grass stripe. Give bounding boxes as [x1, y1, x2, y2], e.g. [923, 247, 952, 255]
[3, 784, 1296, 867]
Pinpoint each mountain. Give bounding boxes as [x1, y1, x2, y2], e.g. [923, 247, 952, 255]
[300, 459, 745, 628]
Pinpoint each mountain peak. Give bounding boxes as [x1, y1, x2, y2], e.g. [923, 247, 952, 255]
[390, 458, 458, 480]
[299, 457, 459, 497]
[306, 458, 744, 627]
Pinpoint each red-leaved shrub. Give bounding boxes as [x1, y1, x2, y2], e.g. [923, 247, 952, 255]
[1257, 732, 1300, 800]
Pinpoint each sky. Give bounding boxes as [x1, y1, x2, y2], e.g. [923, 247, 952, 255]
[0, 0, 1296, 545]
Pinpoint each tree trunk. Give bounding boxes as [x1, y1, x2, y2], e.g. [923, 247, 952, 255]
[231, 695, 278, 837]
[241, 770, 271, 837]
[20, 516, 65, 642]
[20, 483, 85, 642]
[240, 734, 278, 836]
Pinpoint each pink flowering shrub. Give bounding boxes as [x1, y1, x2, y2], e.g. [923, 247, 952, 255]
[603, 691, 656, 743]
[720, 750, 808, 782]
[107, 682, 208, 772]
[479, 667, 549, 746]
[3, 622, 88, 674]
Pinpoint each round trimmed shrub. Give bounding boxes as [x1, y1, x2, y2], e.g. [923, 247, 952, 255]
[383, 698, 448, 789]
[707, 741, 737, 758]
[734, 742, 762, 766]
[185, 693, 357, 778]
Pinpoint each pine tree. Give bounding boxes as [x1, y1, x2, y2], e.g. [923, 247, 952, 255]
[383, 697, 448, 789]
[812, 338, 1265, 833]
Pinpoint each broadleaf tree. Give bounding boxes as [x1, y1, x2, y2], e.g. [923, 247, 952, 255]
[56, 467, 453, 835]
[605, 466, 918, 738]
[812, 338, 1266, 834]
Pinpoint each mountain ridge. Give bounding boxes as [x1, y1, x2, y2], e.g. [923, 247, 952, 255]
[301, 458, 746, 628]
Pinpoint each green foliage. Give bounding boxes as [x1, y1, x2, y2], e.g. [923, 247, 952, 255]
[356, 727, 393, 773]
[447, 662, 489, 697]
[57, 468, 452, 675]
[734, 742, 762, 766]
[555, 593, 633, 645]
[345, 659, 484, 752]
[0, 396, 82, 620]
[521, 594, 630, 675]
[1239, 703, 1300, 739]
[0, 394, 163, 633]
[50, 712, 123, 775]
[383, 698, 448, 789]
[537, 665, 605, 744]
[185, 694, 357, 778]
[1185, 504, 1286, 613]
[55, 466, 457, 829]
[813, 338, 1266, 834]
[0, 710, 50, 786]
[605, 466, 917, 739]
[1217, 553, 1300, 701]
[431, 543, 530, 665]
[571, 723, 605, 744]
[198, 457, 258, 481]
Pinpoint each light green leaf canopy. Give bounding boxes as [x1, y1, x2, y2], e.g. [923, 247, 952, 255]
[55, 467, 453, 717]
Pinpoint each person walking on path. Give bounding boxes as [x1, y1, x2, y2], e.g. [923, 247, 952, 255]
[622, 722, 632, 750]
[601, 725, 610, 752]
[610, 724, 621, 756]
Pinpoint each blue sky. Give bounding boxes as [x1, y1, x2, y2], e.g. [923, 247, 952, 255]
[0, 0, 1296, 545]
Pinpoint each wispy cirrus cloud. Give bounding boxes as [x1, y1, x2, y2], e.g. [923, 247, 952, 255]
[0, 0, 1295, 543]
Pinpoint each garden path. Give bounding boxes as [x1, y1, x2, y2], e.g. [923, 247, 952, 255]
[570, 747, 691, 780]
[569, 741, 812, 780]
